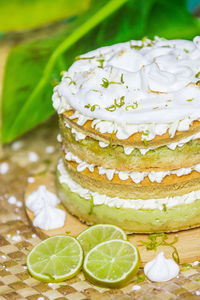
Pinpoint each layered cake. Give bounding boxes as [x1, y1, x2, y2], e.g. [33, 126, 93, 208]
[53, 36, 200, 233]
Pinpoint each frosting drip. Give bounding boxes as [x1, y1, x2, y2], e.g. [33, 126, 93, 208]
[53, 36, 200, 141]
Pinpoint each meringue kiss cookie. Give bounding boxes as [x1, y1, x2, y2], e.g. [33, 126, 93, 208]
[26, 185, 66, 230]
[144, 252, 179, 282]
[26, 185, 60, 214]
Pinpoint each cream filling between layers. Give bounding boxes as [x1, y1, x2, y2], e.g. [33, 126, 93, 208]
[100, 132, 200, 154]
[58, 159, 200, 210]
[64, 120, 200, 155]
[64, 149, 200, 183]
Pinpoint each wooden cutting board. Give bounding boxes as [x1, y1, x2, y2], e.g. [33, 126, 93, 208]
[24, 173, 200, 267]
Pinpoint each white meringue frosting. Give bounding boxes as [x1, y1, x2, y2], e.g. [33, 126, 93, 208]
[53, 36, 200, 127]
[144, 252, 179, 282]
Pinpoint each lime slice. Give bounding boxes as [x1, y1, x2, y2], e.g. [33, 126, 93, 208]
[77, 224, 127, 256]
[83, 239, 140, 288]
[27, 235, 83, 282]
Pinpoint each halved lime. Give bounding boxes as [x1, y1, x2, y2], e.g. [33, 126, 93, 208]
[27, 235, 83, 282]
[77, 224, 127, 255]
[83, 239, 140, 288]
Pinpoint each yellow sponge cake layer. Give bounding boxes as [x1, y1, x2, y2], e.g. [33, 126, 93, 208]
[62, 111, 200, 148]
[63, 156, 200, 200]
[60, 120, 200, 172]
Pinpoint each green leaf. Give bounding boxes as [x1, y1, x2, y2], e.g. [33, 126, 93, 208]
[1, 0, 129, 144]
[2, 0, 200, 144]
[145, 0, 200, 39]
[0, 0, 90, 32]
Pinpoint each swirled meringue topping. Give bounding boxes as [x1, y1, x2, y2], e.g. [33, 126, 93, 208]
[54, 36, 200, 125]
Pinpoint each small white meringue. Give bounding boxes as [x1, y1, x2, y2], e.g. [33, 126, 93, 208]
[33, 205, 66, 230]
[144, 252, 179, 282]
[26, 185, 60, 215]
[26, 185, 65, 230]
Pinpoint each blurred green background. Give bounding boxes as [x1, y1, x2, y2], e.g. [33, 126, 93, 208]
[188, 0, 200, 10]
[0, 0, 200, 144]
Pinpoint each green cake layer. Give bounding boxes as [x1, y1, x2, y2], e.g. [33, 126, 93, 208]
[57, 165, 200, 233]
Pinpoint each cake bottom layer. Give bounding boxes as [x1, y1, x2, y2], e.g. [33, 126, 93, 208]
[57, 161, 200, 233]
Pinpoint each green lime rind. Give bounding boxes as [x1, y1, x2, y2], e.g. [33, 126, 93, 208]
[83, 239, 140, 288]
[77, 224, 127, 256]
[27, 235, 83, 282]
